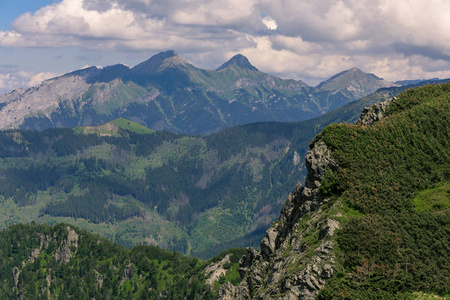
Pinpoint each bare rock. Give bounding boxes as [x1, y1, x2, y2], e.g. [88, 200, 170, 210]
[260, 227, 278, 259]
[204, 254, 232, 287]
[220, 139, 341, 299]
[12, 267, 20, 287]
[29, 248, 41, 263]
[55, 226, 79, 263]
[357, 97, 397, 126]
[217, 281, 251, 300]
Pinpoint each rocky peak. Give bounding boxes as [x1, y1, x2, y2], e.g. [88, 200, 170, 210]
[216, 54, 258, 72]
[129, 50, 190, 75]
[357, 96, 397, 126]
[55, 226, 79, 263]
[62, 66, 99, 78]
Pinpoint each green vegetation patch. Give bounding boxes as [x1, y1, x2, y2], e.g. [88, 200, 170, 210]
[111, 118, 155, 135]
[79, 118, 154, 137]
[414, 181, 450, 212]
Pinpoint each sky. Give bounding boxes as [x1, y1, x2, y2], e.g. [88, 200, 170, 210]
[1, 0, 450, 94]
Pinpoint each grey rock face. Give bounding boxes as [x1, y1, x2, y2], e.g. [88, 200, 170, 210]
[217, 281, 251, 300]
[219, 139, 340, 299]
[0, 74, 91, 129]
[54, 227, 79, 263]
[204, 254, 233, 287]
[0, 52, 399, 135]
[357, 96, 397, 126]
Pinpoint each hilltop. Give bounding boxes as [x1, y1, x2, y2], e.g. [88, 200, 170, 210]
[77, 118, 155, 136]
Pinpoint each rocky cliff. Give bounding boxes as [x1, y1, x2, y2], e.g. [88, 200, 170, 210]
[218, 139, 340, 299]
[218, 97, 399, 299]
[356, 96, 396, 126]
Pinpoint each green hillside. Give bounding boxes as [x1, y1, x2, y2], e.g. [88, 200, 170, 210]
[1, 83, 449, 299]
[316, 83, 450, 298]
[77, 118, 155, 136]
[0, 119, 317, 258]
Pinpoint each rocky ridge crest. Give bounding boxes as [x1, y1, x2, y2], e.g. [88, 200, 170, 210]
[218, 140, 339, 299]
[356, 96, 396, 126]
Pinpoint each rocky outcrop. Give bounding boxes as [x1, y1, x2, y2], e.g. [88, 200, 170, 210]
[218, 140, 340, 299]
[217, 281, 251, 300]
[11, 226, 79, 299]
[55, 226, 79, 263]
[357, 96, 397, 126]
[0, 73, 92, 129]
[205, 254, 233, 287]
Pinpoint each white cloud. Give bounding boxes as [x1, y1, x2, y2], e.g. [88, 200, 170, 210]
[28, 72, 59, 87]
[11, 0, 165, 41]
[1, 0, 450, 90]
[262, 16, 277, 30]
[0, 68, 58, 95]
[170, 0, 259, 27]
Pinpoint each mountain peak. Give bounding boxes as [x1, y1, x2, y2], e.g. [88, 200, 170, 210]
[216, 54, 258, 71]
[346, 67, 381, 79]
[130, 50, 189, 75]
[316, 67, 396, 96]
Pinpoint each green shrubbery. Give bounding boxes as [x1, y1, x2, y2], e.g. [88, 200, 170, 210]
[317, 83, 450, 298]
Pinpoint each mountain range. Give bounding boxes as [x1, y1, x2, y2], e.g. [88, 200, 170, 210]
[0, 50, 398, 135]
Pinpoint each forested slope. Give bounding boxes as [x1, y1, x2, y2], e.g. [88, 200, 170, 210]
[0, 223, 216, 299]
[1, 79, 448, 260]
[0, 118, 315, 258]
[1, 83, 449, 299]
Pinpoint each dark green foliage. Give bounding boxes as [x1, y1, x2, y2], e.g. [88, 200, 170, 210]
[0, 223, 215, 299]
[318, 84, 450, 213]
[0, 118, 321, 257]
[319, 168, 339, 195]
[42, 183, 141, 223]
[209, 248, 248, 264]
[317, 83, 450, 297]
[0, 164, 63, 206]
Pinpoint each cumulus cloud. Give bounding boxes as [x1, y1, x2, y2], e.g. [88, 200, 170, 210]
[261, 16, 277, 30]
[1, 0, 450, 88]
[0, 65, 58, 95]
[12, 0, 165, 41]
